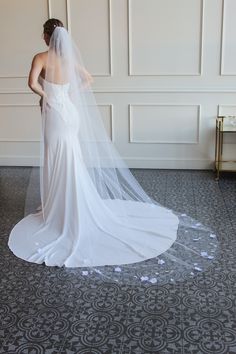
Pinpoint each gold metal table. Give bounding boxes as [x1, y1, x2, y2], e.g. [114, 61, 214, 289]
[215, 115, 236, 180]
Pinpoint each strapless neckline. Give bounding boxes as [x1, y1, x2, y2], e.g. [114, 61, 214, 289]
[39, 75, 69, 86]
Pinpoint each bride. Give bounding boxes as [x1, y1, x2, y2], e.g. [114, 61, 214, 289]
[8, 19, 218, 285]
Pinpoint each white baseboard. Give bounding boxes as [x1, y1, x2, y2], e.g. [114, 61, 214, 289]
[123, 158, 213, 169]
[0, 155, 213, 169]
[0, 156, 40, 166]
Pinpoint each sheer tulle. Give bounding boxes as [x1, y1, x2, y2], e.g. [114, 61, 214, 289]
[8, 27, 218, 286]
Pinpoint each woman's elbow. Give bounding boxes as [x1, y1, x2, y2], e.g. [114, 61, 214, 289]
[28, 80, 36, 91]
[28, 78, 32, 89]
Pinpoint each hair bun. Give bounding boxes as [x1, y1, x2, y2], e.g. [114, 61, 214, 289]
[43, 18, 64, 37]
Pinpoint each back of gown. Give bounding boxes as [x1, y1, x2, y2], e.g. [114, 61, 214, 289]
[8, 27, 218, 285]
[9, 75, 180, 267]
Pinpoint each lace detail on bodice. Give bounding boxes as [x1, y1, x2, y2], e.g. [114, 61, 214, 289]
[39, 76, 70, 104]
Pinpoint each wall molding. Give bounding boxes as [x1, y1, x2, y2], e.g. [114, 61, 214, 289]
[92, 87, 236, 93]
[66, 0, 71, 34]
[0, 103, 112, 143]
[220, 0, 236, 76]
[98, 104, 114, 141]
[122, 157, 213, 169]
[0, 139, 40, 142]
[127, 0, 204, 76]
[2, 88, 236, 94]
[47, 0, 52, 18]
[0, 103, 38, 106]
[0, 0, 50, 79]
[0, 103, 40, 142]
[66, 0, 113, 77]
[0, 156, 40, 167]
[0, 155, 213, 169]
[128, 103, 200, 144]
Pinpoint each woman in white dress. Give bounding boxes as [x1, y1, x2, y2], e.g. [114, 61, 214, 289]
[8, 19, 218, 285]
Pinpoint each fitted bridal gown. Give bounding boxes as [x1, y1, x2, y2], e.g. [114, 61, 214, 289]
[9, 75, 179, 267]
[8, 27, 217, 284]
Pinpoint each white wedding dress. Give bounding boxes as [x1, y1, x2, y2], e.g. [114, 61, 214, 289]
[9, 75, 179, 267]
[8, 27, 217, 284]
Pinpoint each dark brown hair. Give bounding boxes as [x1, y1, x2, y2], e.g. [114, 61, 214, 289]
[43, 18, 64, 37]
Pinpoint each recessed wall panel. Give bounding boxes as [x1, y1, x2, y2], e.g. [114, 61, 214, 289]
[128, 0, 203, 75]
[129, 104, 200, 144]
[99, 104, 113, 140]
[0, 0, 48, 77]
[68, 0, 111, 75]
[0, 106, 41, 141]
[221, 0, 236, 75]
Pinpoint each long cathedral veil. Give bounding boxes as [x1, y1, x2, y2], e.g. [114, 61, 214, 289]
[24, 27, 218, 286]
[41, 27, 155, 215]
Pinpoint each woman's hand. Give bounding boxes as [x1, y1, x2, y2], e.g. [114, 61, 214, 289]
[39, 96, 43, 108]
[80, 67, 94, 88]
[39, 94, 47, 112]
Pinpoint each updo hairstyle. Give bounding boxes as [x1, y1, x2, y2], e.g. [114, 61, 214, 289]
[43, 18, 64, 37]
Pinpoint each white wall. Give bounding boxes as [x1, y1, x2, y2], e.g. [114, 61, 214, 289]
[0, 0, 236, 168]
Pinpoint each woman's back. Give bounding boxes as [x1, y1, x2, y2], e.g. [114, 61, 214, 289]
[40, 51, 69, 85]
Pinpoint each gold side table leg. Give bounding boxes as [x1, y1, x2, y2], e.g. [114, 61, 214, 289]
[215, 121, 220, 181]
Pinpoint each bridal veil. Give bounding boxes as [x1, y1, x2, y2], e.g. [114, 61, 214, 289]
[14, 27, 218, 286]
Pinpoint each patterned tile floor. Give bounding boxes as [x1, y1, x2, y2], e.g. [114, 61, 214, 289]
[0, 167, 236, 354]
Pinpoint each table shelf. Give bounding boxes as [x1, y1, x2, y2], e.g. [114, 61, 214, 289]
[215, 161, 236, 172]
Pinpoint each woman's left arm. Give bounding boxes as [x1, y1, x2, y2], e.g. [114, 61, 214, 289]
[28, 54, 47, 99]
[75, 63, 94, 88]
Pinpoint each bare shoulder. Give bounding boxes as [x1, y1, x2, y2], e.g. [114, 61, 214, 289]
[31, 51, 48, 64]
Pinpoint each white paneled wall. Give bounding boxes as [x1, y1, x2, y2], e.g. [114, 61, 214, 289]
[221, 0, 236, 75]
[128, 0, 203, 75]
[0, 0, 236, 168]
[129, 104, 200, 144]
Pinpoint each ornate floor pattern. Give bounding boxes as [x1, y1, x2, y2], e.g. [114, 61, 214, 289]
[0, 167, 236, 354]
